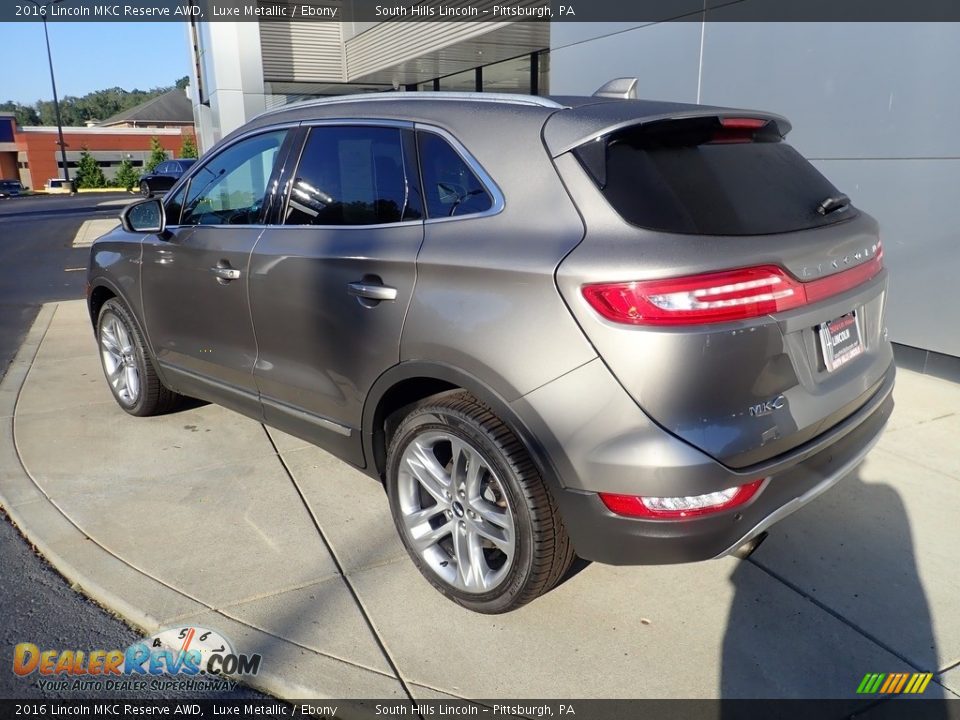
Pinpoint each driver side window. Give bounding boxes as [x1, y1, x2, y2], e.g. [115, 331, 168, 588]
[181, 130, 287, 226]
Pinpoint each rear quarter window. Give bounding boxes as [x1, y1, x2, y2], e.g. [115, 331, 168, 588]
[578, 118, 855, 236]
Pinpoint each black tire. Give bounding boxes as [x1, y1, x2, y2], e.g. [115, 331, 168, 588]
[140, 181, 152, 197]
[96, 298, 181, 417]
[386, 391, 574, 613]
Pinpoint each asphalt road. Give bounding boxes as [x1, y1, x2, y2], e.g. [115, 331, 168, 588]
[0, 194, 267, 700]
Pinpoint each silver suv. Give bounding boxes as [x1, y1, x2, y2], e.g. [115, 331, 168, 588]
[88, 86, 894, 613]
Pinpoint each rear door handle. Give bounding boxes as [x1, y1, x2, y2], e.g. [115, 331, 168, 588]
[347, 281, 398, 302]
[211, 266, 241, 282]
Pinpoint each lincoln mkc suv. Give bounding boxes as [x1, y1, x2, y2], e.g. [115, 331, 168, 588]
[88, 82, 895, 613]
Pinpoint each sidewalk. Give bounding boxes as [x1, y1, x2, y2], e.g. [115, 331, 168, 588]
[1, 301, 958, 702]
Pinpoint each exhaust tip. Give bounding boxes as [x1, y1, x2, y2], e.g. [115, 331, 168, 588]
[732, 531, 768, 560]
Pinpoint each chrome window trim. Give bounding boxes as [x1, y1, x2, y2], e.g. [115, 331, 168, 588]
[414, 123, 505, 224]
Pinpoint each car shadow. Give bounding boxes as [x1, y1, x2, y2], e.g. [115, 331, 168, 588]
[720, 467, 947, 711]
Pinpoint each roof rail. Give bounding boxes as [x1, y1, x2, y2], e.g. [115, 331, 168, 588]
[255, 91, 566, 120]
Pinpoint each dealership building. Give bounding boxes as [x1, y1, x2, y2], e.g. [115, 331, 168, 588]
[0, 89, 196, 190]
[186, 16, 959, 371]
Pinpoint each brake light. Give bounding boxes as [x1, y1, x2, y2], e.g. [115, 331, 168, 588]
[599, 479, 765, 520]
[582, 244, 883, 326]
[719, 117, 768, 129]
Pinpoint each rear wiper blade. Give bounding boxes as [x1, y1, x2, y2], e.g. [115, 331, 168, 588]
[817, 194, 851, 216]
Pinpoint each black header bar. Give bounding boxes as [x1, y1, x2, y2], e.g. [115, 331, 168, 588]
[4, 0, 960, 23]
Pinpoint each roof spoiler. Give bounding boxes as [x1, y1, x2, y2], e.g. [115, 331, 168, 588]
[593, 77, 638, 100]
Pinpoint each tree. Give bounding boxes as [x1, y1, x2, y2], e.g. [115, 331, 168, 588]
[75, 149, 107, 189]
[180, 134, 198, 159]
[175, 76, 190, 90]
[145, 137, 168, 173]
[113, 157, 140, 192]
[0, 101, 40, 127]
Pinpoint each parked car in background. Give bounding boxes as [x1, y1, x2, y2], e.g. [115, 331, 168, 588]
[45, 178, 73, 194]
[139, 159, 196, 197]
[88, 85, 895, 613]
[0, 179, 24, 198]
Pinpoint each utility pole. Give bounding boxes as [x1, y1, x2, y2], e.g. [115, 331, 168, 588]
[29, 0, 71, 186]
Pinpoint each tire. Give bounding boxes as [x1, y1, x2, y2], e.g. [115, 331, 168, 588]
[386, 391, 574, 613]
[140, 181, 152, 197]
[96, 298, 181, 417]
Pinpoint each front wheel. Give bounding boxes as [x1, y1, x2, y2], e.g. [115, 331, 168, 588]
[140, 181, 151, 197]
[97, 298, 181, 416]
[386, 392, 574, 613]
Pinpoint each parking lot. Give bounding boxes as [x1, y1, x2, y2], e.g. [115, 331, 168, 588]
[1, 299, 957, 702]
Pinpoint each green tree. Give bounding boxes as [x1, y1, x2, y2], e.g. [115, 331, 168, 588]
[179, 134, 198, 159]
[175, 76, 190, 90]
[145, 137, 168, 173]
[0, 101, 40, 126]
[75, 149, 107, 189]
[113, 157, 140, 192]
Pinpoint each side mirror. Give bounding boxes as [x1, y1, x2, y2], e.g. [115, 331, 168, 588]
[121, 198, 165, 234]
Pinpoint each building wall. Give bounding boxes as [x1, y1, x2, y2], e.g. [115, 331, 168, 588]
[15, 127, 187, 189]
[550, 21, 960, 359]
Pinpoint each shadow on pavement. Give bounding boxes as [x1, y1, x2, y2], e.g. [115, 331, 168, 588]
[721, 469, 945, 710]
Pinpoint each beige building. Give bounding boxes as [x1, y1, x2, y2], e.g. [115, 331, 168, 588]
[186, 2, 549, 150]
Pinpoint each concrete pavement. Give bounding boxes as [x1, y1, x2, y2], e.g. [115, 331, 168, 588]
[1, 300, 958, 702]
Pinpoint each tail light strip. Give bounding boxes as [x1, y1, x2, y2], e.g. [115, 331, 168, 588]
[582, 243, 883, 326]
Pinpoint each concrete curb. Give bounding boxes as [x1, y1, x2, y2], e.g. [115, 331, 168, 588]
[0, 303, 407, 709]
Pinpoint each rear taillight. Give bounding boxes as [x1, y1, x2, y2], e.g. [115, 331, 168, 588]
[582, 243, 883, 326]
[599, 479, 765, 520]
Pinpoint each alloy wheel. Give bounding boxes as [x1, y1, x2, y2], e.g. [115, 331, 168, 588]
[99, 314, 141, 405]
[397, 431, 516, 593]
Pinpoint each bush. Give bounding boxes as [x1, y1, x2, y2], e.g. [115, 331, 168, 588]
[144, 136, 168, 173]
[75, 149, 107, 189]
[180, 134, 198, 159]
[114, 157, 140, 191]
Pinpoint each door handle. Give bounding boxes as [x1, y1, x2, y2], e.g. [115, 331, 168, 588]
[210, 266, 241, 282]
[347, 281, 398, 302]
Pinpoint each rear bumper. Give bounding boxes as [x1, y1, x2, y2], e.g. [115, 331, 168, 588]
[512, 358, 895, 566]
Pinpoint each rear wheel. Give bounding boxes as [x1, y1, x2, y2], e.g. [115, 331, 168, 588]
[140, 181, 151, 197]
[97, 298, 181, 416]
[386, 392, 574, 613]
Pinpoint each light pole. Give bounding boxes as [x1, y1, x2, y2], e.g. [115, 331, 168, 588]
[28, 0, 71, 186]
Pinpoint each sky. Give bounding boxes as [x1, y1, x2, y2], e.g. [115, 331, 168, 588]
[0, 22, 189, 104]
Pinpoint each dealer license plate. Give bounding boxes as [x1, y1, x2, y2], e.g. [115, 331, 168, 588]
[819, 311, 863, 372]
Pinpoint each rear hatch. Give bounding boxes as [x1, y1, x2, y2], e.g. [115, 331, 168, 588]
[548, 103, 893, 469]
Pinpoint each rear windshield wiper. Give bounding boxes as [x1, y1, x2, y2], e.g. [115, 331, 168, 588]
[817, 194, 851, 216]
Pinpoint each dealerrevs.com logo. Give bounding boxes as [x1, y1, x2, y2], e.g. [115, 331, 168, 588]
[12, 626, 261, 693]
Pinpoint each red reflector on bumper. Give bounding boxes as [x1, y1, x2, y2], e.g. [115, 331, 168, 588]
[599, 479, 766, 519]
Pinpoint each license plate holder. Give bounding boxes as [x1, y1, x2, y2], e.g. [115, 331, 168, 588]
[818, 311, 863, 372]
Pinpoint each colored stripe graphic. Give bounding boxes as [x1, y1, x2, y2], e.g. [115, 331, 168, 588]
[857, 672, 933, 694]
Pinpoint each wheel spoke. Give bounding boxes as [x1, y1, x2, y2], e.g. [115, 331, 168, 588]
[453, 524, 486, 591]
[410, 519, 454, 553]
[471, 515, 513, 556]
[405, 441, 451, 504]
[100, 327, 120, 355]
[124, 365, 139, 400]
[114, 320, 132, 353]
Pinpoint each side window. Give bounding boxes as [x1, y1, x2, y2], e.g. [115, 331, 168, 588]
[180, 130, 286, 226]
[418, 132, 493, 219]
[283, 126, 422, 226]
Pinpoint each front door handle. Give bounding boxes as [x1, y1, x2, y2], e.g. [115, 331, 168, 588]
[347, 281, 397, 302]
[211, 266, 241, 282]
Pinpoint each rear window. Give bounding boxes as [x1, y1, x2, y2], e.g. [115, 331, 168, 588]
[576, 117, 855, 236]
